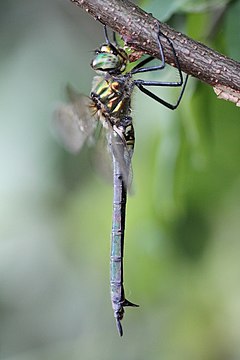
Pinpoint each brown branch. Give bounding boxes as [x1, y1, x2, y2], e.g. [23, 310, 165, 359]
[70, 0, 240, 106]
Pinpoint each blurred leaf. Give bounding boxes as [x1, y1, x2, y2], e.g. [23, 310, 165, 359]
[139, 0, 231, 21]
[179, 0, 232, 12]
[224, 0, 240, 60]
[186, 12, 210, 39]
[139, 0, 190, 21]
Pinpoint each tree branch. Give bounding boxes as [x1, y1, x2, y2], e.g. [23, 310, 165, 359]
[70, 0, 240, 106]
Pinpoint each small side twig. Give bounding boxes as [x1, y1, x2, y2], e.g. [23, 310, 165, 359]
[70, 0, 240, 106]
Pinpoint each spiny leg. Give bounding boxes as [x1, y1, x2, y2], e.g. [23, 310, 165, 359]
[103, 24, 118, 46]
[130, 23, 188, 109]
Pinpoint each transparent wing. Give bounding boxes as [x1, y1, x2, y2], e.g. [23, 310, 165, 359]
[53, 86, 97, 153]
[109, 129, 134, 191]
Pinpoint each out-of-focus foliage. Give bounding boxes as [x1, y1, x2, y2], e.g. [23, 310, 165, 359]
[224, 0, 240, 59]
[0, 0, 240, 359]
[140, 0, 232, 21]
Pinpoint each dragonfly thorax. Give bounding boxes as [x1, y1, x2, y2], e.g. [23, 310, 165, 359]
[91, 75, 133, 122]
[91, 44, 128, 75]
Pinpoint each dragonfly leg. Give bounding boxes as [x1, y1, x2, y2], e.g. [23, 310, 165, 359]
[135, 75, 189, 110]
[130, 22, 188, 109]
[131, 22, 182, 81]
[103, 24, 118, 46]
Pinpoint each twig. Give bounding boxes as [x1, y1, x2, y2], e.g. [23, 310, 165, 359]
[70, 0, 240, 106]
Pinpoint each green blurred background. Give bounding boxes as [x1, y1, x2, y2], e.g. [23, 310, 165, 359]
[1, 0, 240, 359]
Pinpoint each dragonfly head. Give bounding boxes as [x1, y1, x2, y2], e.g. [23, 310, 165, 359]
[91, 44, 128, 75]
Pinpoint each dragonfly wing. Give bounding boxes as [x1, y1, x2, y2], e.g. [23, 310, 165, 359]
[53, 87, 97, 153]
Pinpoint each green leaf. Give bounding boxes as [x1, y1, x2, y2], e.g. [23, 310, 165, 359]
[139, 0, 191, 21]
[139, 0, 231, 20]
[224, 0, 240, 60]
[179, 0, 231, 12]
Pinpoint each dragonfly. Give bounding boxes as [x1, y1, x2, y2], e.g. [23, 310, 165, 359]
[54, 22, 188, 336]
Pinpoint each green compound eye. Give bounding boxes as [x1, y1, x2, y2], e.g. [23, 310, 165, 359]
[91, 52, 121, 71]
[91, 43, 128, 74]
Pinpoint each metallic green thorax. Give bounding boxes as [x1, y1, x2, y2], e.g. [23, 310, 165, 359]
[91, 76, 133, 126]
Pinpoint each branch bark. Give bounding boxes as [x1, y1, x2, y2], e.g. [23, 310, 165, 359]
[70, 0, 240, 106]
